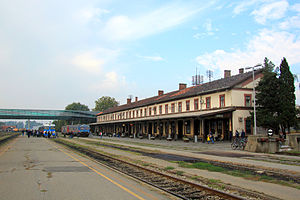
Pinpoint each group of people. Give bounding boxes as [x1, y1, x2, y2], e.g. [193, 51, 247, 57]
[22, 130, 57, 138]
[207, 129, 246, 144]
[206, 130, 221, 144]
[228, 129, 246, 144]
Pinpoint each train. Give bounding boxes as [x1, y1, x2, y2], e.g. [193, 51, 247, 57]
[61, 124, 90, 137]
[39, 125, 56, 133]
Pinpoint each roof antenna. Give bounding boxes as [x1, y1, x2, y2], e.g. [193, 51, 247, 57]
[206, 70, 213, 82]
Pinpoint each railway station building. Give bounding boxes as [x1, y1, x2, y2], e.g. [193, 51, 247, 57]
[91, 69, 263, 141]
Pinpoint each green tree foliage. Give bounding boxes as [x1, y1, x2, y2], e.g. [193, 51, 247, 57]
[256, 58, 280, 133]
[278, 58, 296, 133]
[255, 57, 296, 134]
[65, 102, 89, 111]
[93, 96, 119, 112]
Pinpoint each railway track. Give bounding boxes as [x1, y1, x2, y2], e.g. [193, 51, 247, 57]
[54, 139, 246, 200]
[0, 133, 19, 146]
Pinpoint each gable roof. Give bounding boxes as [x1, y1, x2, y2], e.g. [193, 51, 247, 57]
[99, 69, 262, 115]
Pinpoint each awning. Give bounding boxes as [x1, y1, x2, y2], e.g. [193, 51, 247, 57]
[90, 107, 236, 126]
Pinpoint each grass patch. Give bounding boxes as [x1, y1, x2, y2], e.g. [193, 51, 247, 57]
[164, 166, 175, 171]
[177, 161, 225, 172]
[208, 179, 222, 184]
[177, 160, 300, 190]
[191, 176, 201, 180]
[176, 170, 184, 176]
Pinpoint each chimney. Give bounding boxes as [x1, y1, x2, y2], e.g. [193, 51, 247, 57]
[239, 68, 244, 74]
[127, 98, 131, 104]
[224, 70, 231, 78]
[158, 90, 164, 96]
[135, 97, 138, 102]
[179, 83, 187, 90]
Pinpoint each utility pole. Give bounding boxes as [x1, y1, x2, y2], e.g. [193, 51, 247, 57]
[245, 64, 262, 135]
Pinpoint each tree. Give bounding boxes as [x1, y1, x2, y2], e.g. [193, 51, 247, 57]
[278, 58, 296, 134]
[255, 57, 297, 135]
[65, 102, 89, 111]
[93, 96, 119, 112]
[255, 58, 281, 133]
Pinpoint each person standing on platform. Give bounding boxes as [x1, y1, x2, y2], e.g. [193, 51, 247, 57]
[207, 131, 214, 144]
[241, 130, 245, 139]
[52, 131, 56, 138]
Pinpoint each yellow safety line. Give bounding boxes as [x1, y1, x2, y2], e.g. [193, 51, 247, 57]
[50, 142, 146, 200]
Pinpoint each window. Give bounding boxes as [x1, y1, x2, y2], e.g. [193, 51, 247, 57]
[194, 99, 198, 110]
[126, 112, 128, 119]
[206, 97, 211, 108]
[178, 102, 182, 112]
[136, 110, 138, 118]
[186, 100, 190, 111]
[159, 105, 162, 114]
[149, 107, 152, 116]
[244, 94, 252, 107]
[153, 107, 157, 115]
[144, 108, 147, 116]
[165, 104, 168, 114]
[219, 94, 225, 107]
[140, 109, 142, 117]
[171, 103, 175, 113]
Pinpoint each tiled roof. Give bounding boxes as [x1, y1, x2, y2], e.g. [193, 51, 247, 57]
[99, 69, 262, 115]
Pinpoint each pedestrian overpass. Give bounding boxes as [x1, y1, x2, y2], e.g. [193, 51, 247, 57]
[0, 109, 98, 121]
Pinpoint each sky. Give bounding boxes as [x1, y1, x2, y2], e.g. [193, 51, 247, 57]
[0, 0, 300, 110]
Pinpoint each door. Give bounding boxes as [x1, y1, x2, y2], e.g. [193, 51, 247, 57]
[178, 120, 183, 139]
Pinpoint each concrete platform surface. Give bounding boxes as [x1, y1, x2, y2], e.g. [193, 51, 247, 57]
[0, 136, 176, 200]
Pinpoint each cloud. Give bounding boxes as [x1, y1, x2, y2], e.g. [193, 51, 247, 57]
[291, 3, 300, 12]
[251, 0, 289, 24]
[280, 15, 300, 29]
[71, 48, 119, 73]
[204, 19, 213, 32]
[193, 19, 218, 39]
[137, 55, 165, 62]
[100, 2, 212, 41]
[78, 7, 110, 23]
[279, 3, 300, 29]
[233, 0, 261, 15]
[90, 71, 128, 93]
[196, 29, 300, 74]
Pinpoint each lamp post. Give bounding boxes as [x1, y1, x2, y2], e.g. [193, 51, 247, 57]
[245, 64, 262, 135]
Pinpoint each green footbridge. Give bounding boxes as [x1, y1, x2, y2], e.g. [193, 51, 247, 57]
[0, 109, 98, 121]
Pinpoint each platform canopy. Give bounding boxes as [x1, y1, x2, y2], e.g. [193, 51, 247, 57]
[0, 109, 98, 120]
